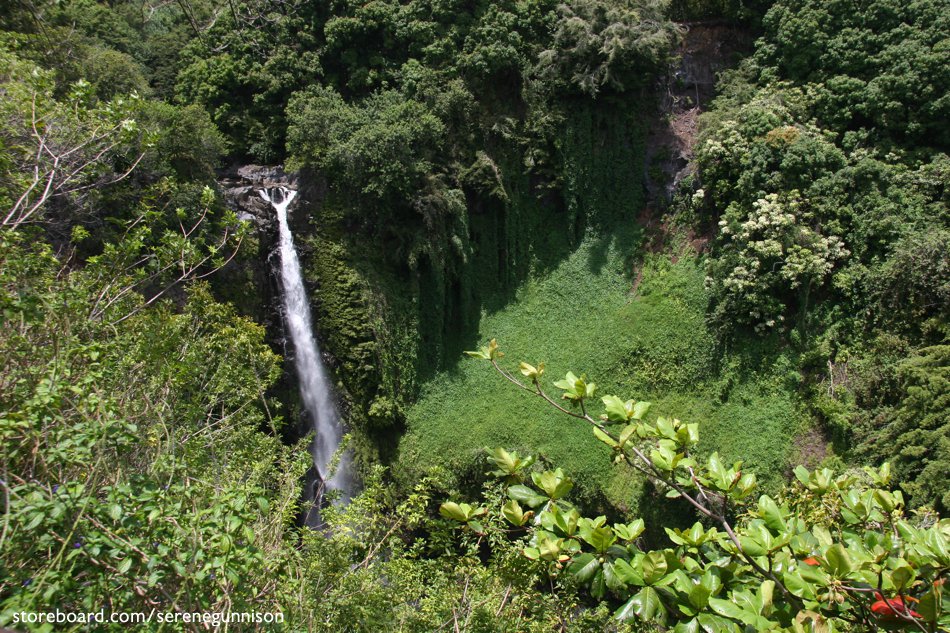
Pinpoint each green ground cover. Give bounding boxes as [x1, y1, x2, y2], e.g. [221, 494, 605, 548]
[397, 226, 806, 514]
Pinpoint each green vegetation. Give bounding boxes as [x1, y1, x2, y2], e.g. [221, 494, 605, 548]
[1, 0, 948, 629]
[399, 233, 803, 509]
[446, 344, 950, 631]
[694, 0, 950, 512]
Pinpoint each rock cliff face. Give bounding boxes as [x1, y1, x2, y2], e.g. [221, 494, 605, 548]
[644, 24, 751, 204]
[220, 164, 298, 232]
[222, 164, 326, 223]
[218, 164, 327, 302]
[215, 165, 285, 331]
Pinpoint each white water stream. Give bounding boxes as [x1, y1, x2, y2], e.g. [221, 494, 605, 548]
[259, 186, 353, 521]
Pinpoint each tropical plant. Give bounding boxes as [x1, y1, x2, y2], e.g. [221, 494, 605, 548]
[447, 341, 950, 631]
[536, 0, 681, 96]
[705, 192, 849, 333]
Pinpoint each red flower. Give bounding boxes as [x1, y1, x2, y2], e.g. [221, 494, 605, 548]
[802, 556, 820, 566]
[870, 595, 922, 619]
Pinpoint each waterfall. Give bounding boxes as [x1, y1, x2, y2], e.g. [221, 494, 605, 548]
[259, 186, 353, 523]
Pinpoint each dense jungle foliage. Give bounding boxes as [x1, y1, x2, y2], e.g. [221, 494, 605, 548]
[1, 0, 948, 630]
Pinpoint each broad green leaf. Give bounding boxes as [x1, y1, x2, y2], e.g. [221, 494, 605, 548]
[593, 426, 618, 448]
[684, 423, 699, 444]
[530, 532, 564, 561]
[888, 565, 915, 590]
[793, 465, 811, 485]
[758, 495, 786, 533]
[579, 524, 616, 554]
[553, 372, 580, 393]
[567, 552, 600, 583]
[611, 557, 644, 586]
[739, 534, 767, 558]
[632, 400, 652, 420]
[508, 485, 547, 508]
[603, 561, 626, 591]
[916, 584, 941, 622]
[673, 619, 701, 633]
[519, 361, 544, 381]
[502, 500, 531, 526]
[688, 582, 712, 610]
[541, 505, 580, 537]
[439, 502, 470, 522]
[666, 527, 686, 546]
[823, 543, 853, 577]
[532, 468, 573, 499]
[618, 423, 638, 447]
[759, 580, 775, 614]
[614, 518, 645, 541]
[656, 417, 676, 439]
[698, 613, 743, 632]
[799, 562, 830, 589]
[783, 569, 817, 600]
[708, 597, 746, 621]
[602, 395, 631, 422]
[486, 447, 535, 480]
[688, 522, 705, 544]
[616, 587, 665, 623]
[873, 489, 896, 512]
[707, 453, 726, 487]
[642, 550, 668, 585]
[590, 568, 606, 599]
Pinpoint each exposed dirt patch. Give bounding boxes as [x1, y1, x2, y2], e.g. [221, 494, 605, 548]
[790, 426, 832, 471]
[685, 228, 709, 255]
[631, 24, 750, 297]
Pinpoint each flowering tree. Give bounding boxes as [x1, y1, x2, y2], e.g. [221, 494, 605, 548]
[705, 192, 848, 333]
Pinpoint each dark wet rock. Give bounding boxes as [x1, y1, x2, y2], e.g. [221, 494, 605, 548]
[219, 164, 298, 231]
[219, 164, 326, 237]
[644, 24, 752, 205]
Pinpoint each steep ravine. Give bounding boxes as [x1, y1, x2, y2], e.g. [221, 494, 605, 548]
[218, 25, 801, 523]
[396, 23, 802, 517]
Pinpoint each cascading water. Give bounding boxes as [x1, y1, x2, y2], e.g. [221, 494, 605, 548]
[259, 186, 353, 524]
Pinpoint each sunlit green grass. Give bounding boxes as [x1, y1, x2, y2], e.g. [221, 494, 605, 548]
[397, 227, 804, 514]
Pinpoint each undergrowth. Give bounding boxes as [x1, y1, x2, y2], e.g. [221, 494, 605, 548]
[397, 229, 806, 516]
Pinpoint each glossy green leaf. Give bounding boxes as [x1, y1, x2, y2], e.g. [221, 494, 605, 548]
[617, 586, 665, 623]
[823, 544, 853, 577]
[439, 502, 470, 522]
[602, 395, 631, 422]
[758, 495, 786, 532]
[508, 485, 547, 508]
[642, 550, 668, 585]
[593, 426, 618, 448]
[707, 597, 746, 621]
[567, 553, 599, 583]
[502, 500, 531, 526]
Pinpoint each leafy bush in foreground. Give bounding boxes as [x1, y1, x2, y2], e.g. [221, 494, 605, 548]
[445, 341, 950, 632]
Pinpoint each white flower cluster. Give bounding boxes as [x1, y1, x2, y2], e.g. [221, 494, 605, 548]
[711, 193, 850, 331]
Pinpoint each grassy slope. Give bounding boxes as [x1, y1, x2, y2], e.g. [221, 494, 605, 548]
[397, 226, 806, 514]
